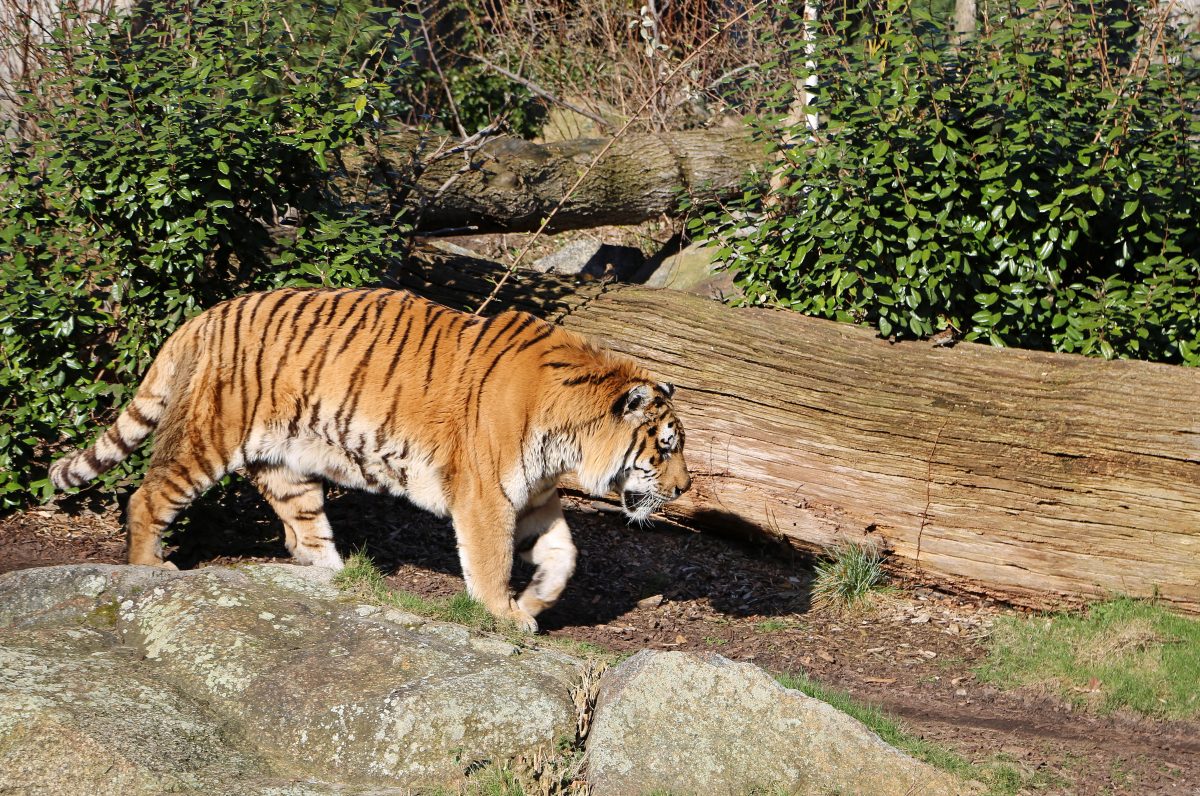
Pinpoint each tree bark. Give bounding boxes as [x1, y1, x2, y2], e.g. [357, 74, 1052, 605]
[369, 127, 767, 234]
[953, 0, 976, 47]
[401, 252, 1200, 614]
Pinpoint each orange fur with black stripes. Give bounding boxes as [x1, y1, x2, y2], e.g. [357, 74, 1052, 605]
[49, 287, 690, 631]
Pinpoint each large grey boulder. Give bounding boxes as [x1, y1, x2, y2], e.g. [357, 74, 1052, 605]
[585, 650, 973, 796]
[0, 564, 582, 794]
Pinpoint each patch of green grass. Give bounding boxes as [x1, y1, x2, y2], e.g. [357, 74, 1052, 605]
[463, 764, 525, 796]
[976, 597, 1200, 720]
[753, 618, 798, 633]
[335, 552, 631, 665]
[389, 589, 445, 617]
[441, 591, 498, 628]
[332, 550, 391, 597]
[776, 672, 1061, 795]
[541, 636, 620, 664]
[811, 540, 887, 613]
[777, 672, 973, 778]
[334, 551, 499, 633]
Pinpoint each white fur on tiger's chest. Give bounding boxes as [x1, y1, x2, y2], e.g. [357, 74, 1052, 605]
[503, 429, 582, 509]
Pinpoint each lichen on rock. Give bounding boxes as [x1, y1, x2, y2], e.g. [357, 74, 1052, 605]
[0, 563, 582, 793]
[1, 564, 978, 795]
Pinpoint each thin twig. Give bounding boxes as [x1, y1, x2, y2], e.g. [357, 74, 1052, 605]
[418, 6, 467, 139]
[473, 0, 766, 316]
[430, 123, 503, 161]
[416, 225, 480, 237]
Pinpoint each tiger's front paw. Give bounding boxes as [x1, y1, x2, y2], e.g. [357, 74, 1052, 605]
[505, 605, 539, 634]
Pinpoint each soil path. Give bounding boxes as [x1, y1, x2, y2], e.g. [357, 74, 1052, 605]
[2, 488, 1197, 795]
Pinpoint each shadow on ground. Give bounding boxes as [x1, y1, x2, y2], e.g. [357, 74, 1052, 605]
[162, 480, 814, 629]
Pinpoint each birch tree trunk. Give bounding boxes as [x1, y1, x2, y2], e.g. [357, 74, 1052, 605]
[953, 0, 977, 47]
[765, 4, 819, 205]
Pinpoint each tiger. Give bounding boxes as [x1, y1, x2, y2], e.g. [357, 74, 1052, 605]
[48, 287, 691, 632]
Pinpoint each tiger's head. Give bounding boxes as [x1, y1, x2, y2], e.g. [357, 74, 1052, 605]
[578, 381, 691, 523]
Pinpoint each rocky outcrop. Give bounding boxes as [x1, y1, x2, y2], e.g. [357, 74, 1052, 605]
[586, 650, 971, 796]
[0, 564, 580, 794]
[0, 564, 975, 794]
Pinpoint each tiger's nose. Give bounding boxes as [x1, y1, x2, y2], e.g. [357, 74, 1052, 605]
[672, 477, 692, 499]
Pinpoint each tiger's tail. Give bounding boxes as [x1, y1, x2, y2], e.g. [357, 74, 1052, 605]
[49, 331, 185, 491]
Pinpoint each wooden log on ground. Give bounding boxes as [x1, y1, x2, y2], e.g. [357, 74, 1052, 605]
[400, 253, 1200, 613]
[370, 127, 767, 234]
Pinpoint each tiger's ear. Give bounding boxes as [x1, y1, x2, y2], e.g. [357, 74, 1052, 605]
[658, 382, 675, 399]
[614, 384, 652, 418]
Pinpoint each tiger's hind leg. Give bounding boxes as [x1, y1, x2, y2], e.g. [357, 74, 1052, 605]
[515, 492, 577, 620]
[248, 464, 343, 570]
[126, 458, 225, 568]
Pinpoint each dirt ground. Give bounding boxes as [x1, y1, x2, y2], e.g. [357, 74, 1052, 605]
[2, 485, 1198, 796]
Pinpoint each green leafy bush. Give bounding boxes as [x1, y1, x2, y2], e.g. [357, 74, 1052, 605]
[697, 0, 1200, 363]
[0, 0, 414, 507]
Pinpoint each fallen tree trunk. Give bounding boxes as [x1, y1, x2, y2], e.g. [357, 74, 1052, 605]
[401, 253, 1200, 613]
[368, 127, 767, 234]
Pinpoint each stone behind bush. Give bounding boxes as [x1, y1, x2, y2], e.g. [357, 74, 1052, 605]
[585, 650, 971, 796]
